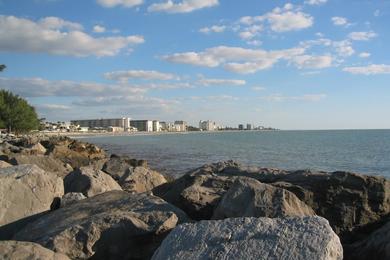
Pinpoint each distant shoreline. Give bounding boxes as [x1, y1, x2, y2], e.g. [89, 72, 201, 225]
[41, 128, 390, 139]
[44, 130, 277, 139]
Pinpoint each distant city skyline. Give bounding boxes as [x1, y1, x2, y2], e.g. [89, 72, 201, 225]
[0, 0, 389, 130]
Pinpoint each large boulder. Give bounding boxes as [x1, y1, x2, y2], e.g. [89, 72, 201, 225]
[64, 166, 122, 197]
[0, 240, 70, 260]
[212, 177, 315, 219]
[14, 190, 190, 260]
[153, 173, 235, 220]
[102, 154, 166, 193]
[102, 154, 148, 180]
[343, 219, 390, 260]
[153, 161, 288, 220]
[0, 164, 64, 226]
[119, 166, 167, 193]
[152, 216, 343, 260]
[162, 161, 390, 242]
[265, 170, 390, 242]
[8, 154, 71, 178]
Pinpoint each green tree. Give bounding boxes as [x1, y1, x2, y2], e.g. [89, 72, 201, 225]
[0, 90, 40, 133]
[0, 64, 5, 72]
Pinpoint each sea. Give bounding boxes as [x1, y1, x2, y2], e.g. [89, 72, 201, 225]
[79, 130, 390, 178]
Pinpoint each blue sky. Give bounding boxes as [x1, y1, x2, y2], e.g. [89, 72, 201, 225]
[0, 0, 389, 129]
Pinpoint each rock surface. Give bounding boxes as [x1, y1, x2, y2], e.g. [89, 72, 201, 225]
[119, 166, 167, 193]
[60, 192, 87, 208]
[0, 160, 12, 168]
[343, 219, 390, 260]
[8, 154, 70, 178]
[42, 136, 106, 169]
[0, 164, 64, 226]
[102, 154, 167, 193]
[64, 166, 122, 197]
[212, 177, 315, 219]
[152, 216, 343, 260]
[14, 190, 190, 260]
[102, 154, 148, 180]
[0, 240, 70, 260]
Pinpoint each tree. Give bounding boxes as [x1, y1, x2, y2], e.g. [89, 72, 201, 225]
[0, 64, 5, 72]
[0, 90, 40, 133]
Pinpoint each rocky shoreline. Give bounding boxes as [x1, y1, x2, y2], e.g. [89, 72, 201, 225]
[0, 134, 389, 260]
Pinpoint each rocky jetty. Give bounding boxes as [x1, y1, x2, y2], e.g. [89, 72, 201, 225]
[1, 134, 390, 259]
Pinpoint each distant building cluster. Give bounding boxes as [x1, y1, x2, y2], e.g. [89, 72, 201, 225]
[40, 117, 277, 133]
[66, 117, 189, 133]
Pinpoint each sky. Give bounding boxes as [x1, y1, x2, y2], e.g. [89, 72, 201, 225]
[0, 0, 389, 130]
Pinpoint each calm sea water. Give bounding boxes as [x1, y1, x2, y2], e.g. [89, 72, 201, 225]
[79, 130, 390, 178]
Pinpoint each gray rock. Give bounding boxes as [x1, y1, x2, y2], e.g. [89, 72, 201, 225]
[28, 142, 47, 155]
[102, 154, 148, 180]
[344, 219, 390, 260]
[0, 240, 70, 260]
[212, 177, 315, 219]
[8, 154, 70, 178]
[152, 216, 343, 260]
[14, 190, 190, 260]
[119, 166, 167, 193]
[153, 172, 235, 220]
[60, 192, 86, 208]
[0, 164, 64, 226]
[64, 166, 122, 197]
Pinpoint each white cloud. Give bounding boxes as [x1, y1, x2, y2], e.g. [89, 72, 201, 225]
[73, 95, 180, 109]
[0, 77, 146, 97]
[291, 55, 333, 69]
[266, 5, 313, 32]
[196, 77, 246, 86]
[104, 70, 177, 81]
[163, 45, 307, 73]
[148, 0, 219, 14]
[240, 4, 313, 33]
[199, 25, 225, 34]
[331, 16, 349, 27]
[36, 104, 72, 110]
[333, 40, 355, 57]
[262, 94, 327, 102]
[305, 0, 327, 5]
[97, 0, 144, 8]
[93, 25, 106, 33]
[348, 31, 377, 41]
[0, 15, 144, 57]
[359, 52, 371, 58]
[343, 64, 390, 75]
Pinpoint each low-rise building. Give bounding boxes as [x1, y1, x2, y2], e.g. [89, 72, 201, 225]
[174, 120, 187, 132]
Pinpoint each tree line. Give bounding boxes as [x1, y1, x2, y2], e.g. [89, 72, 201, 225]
[0, 64, 40, 134]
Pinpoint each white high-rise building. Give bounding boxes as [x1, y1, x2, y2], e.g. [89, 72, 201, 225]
[199, 120, 216, 131]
